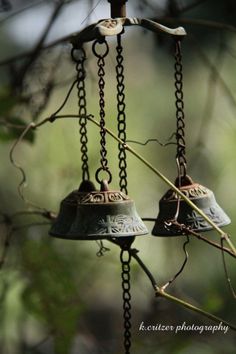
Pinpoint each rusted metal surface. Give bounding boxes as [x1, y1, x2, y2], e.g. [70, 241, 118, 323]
[50, 180, 148, 240]
[152, 175, 231, 236]
[71, 17, 187, 47]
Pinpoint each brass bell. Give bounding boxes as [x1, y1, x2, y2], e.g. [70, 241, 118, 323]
[152, 175, 231, 236]
[50, 179, 148, 240]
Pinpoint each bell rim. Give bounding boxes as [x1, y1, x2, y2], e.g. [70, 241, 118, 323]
[152, 209, 231, 236]
[49, 229, 149, 240]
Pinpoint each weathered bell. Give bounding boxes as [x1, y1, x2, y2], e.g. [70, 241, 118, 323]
[49, 180, 97, 238]
[152, 175, 231, 236]
[50, 179, 148, 240]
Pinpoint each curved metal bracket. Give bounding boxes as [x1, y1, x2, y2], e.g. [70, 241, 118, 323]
[71, 17, 186, 48]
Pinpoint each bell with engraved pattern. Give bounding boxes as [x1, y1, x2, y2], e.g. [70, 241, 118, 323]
[152, 175, 231, 237]
[50, 179, 148, 240]
[49, 180, 96, 238]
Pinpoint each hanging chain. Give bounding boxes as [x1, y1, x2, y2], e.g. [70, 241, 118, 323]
[174, 39, 187, 178]
[120, 246, 132, 354]
[71, 46, 90, 181]
[116, 34, 128, 194]
[92, 40, 112, 184]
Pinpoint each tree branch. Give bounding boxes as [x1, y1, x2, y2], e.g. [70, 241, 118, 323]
[9, 114, 236, 256]
[131, 248, 236, 331]
[15, 0, 66, 87]
[190, 36, 236, 110]
[0, 0, 45, 26]
[1, 16, 236, 68]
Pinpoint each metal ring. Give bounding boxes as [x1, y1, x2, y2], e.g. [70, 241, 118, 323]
[95, 167, 112, 184]
[71, 46, 86, 62]
[92, 39, 109, 58]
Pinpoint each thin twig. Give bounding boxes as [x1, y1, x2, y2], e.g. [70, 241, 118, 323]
[11, 210, 56, 220]
[157, 289, 236, 331]
[0, 34, 71, 67]
[156, 16, 236, 34]
[50, 79, 78, 118]
[86, 115, 236, 256]
[161, 235, 189, 291]
[143, 216, 236, 258]
[6, 112, 236, 330]
[9, 122, 48, 212]
[15, 0, 66, 86]
[8, 113, 236, 256]
[189, 34, 226, 168]
[191, 36, 236, 110]
[126, 135, 177, 147]
[131, 249, 236, 331]
[12, 222, 51, 231]
[221, 236, 236, 299]
[170, 220, 236, 259]
[0, 0, 45, 26]
[81, 0, 103, 26]
[23, 75, 77, 106]
[1, 15, 236, 68]
[130, 248, 157, 290]
[9, 123, 35, 199]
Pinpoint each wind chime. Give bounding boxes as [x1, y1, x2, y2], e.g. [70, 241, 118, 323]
[152, 40, 230, 236]
[49, 1, 230, 353]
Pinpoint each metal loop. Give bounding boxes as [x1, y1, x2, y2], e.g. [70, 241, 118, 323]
[71, 47, 86, 63]
[92, 39, 109, 58]
[120, 248, 131, 263]
[95, 167, 112, 184]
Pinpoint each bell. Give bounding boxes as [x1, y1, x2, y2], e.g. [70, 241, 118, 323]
[152, 175, 231, 236]
[50, 179, 148, 240]
[49, 180, 97, 238]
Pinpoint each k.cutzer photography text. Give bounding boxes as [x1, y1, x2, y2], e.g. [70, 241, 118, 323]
[139, 321, 229, 334]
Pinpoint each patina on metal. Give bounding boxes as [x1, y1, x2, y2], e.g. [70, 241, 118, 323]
[152, 39, 230, 236]
[152, 175, 231, 236]
[50, 180, 148, 240]
[49, 180, 96, 238]
[70, 17, 186, 48]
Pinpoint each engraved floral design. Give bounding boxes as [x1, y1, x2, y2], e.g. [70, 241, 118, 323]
[94, 214, 147, 235]
[78, 191, 130, 204]
[186, 208, 226, 229]
[163, 185, 209, 201]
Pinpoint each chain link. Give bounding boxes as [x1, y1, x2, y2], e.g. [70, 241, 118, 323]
[92, 40, 112, 183]
[71, 46, 90, 181]
[174, 40, 187, 178]
[120, 247, 132, 354]
[116, 34, 128, 194]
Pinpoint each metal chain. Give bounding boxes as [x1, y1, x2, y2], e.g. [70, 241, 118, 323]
[71, 46, 90, 181]
[174, 39, 187, 178]
[116, 34, 128, 194]
[92, 40, 112, 184]
[120, 247, 132, 354]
